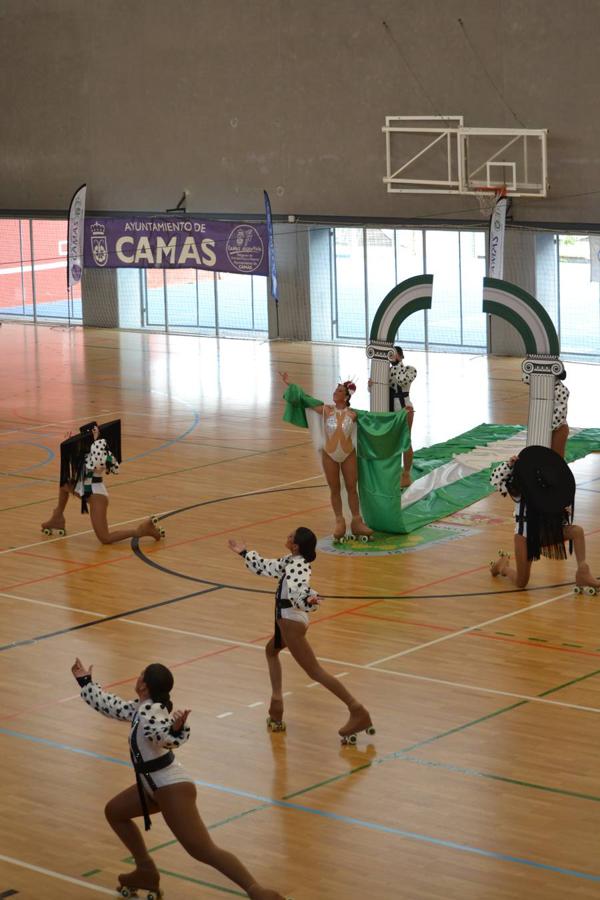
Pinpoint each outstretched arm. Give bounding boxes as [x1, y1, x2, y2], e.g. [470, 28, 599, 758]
[71, 658, 139, 721]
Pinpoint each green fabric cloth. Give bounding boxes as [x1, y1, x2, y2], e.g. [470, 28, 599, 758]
[281, 384, 410, 532]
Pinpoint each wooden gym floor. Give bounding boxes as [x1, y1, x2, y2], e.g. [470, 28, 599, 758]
[1, 322, 600, 900]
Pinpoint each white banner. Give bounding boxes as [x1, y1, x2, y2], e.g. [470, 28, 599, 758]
[488, 197, 508, 279]
[67, 183, 87, 289]
[590, 235, 600, 282]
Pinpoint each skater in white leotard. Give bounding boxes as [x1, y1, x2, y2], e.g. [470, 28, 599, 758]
[71, 658, 287, 900]
[228, 526, 375, 742]
[279, 372, 372, 540]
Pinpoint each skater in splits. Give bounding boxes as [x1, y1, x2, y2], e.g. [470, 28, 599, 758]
[522, 366, 570, 458]
[279, 371, 372, 541]
[70, 658, 287, 900]
[228, 526, 375, 743]
[489, 445, 600, 593]
[42, 420, 162, 544]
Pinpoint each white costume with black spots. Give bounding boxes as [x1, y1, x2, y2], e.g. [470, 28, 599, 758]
[522, 374, 569, 430]
[244, 551, 319, 628]
[75, 437, 120, 499]
[389, 363, 417, 411]
[78, 679, 191, 795]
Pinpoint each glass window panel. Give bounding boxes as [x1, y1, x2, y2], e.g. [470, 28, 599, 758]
[426, 230, 461, 346]
[117, 269, 143, 329]
[252, 275, 268, 331]
[197, 270, 216, 329]
[366, 228, 396, 333]
[334, 228, 365, 341]
[395, 229, 425, 345]
[31, 219, 81, 320]
[459, 231, 487, 348]
[559, 234, 600, 355]
[165, 269, 199, 327]
[0, 218, 30, 317]
[217, 272, 253, 330]
[310, 227, 334, 342]
[145, 269, 166, 326]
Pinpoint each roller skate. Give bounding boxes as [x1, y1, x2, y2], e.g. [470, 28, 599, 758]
[350, 516, 374, 543]
[41, 509, 66, 536]
[338, 704, 376, 745]
[117, 860, 163, 899]
[332, 516, 347, 543]
[574, 565, 600, 596]
[266, 697, 286, 732]
[489, 549, 510, 577]
[137, 516, 165, 541]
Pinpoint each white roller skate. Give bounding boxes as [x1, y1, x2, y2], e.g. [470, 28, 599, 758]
[266, 697, 286, 733]
[350, 516, 374, 543]
[117, 860, 163, 899]
[574, 565, 600, 596]
[41, 509, 66, 536]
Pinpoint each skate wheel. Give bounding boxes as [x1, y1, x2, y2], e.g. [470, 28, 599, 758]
[366, 725, 376, 736]
[151, 515, 160, 526]
[584, 586, 598, 596]
[266, 717, 286, 732]
[57, 528, 66, 536]
[574, 586, 583, 594]
[159, 527, 166, 538]
[42, 528, 52, 535]
[116, 888, 133, 898]
[341, 733, 357, 745]
[359, 535, 369, 543]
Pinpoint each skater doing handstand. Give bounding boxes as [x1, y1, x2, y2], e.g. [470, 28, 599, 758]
[279, 371, 372, 541]
[42, 420, 162, 544]
[228, 526, 375, 743]
[489, 445, 600, 593]
[71, 658, 287, 900]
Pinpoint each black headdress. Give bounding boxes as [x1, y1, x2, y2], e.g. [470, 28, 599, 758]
[510, 446, 575, 561]
[59, 420, 122, 512]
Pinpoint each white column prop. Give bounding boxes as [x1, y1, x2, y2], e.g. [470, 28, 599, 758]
[522, 356, 564, 448]
[366, 341, 396, 412]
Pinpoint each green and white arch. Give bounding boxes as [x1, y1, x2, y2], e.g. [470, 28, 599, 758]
[367, 274, 434, 412]
[483, 277, 559, 356]
[484, 277, 562, 447]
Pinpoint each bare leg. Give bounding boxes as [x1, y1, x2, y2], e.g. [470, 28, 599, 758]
[279, 619, 361, 708]
[157, 782, 285, 899]
[88, 494, 161, 545]
[551, 424, 569, 458]
[495, 534, 532, 589]
[321, 451, 345, 536]
[402, 408, 414, 487]
[265, 635, 285, 722]
[104, 784, 159, 871]
[564, 524, 600, 587]
[342, 452, 373, 536]
[41, 483, 72, 531]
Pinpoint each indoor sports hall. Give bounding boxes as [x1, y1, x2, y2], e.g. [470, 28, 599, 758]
[2, 3, 600, 899]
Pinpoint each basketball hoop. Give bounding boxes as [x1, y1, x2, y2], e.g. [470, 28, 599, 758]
[474, 186, 508, 218]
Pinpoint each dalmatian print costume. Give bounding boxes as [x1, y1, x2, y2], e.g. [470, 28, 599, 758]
[522, 373, 569, 430]
[243, 550, 320, 631]
[77, 676, 191, 826]
[389, 362, 417, 410]
[75, 437, 120, 500]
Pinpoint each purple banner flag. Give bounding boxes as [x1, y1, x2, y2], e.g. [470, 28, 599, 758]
[84, 216, 268, 276]
[67, 183, 86, 288]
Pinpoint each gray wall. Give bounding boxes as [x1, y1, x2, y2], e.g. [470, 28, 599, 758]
[2, 0, 600, 224]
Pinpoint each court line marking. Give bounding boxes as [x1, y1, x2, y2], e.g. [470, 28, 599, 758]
[0, 854, 114, 895]
[366, 591, 574, 666]
[0, 472, 322, 557]
[1, 734, 599, 885]
[2, 590, 599, 718]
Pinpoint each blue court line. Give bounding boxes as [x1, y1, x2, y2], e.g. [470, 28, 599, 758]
[0, 442, 55, 473]
[1, 725, 599, 883]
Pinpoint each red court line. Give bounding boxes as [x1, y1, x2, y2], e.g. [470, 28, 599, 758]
[349, 610, 600, 660]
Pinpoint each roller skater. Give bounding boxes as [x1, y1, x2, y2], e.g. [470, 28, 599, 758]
[71, 659, 288, 900]
[41, 420, 164, 545]
[279, 372, 373, 540]
[229, 527, 375, 743]
[489, 446, 600, 592]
